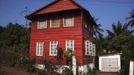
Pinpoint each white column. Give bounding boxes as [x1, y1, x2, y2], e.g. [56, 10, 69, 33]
[72, 56, 76, 75]
[129, 61, 134, 75]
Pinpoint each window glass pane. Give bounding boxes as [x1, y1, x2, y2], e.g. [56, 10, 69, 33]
[37, 19, 47, 29]
[36, 42, 44, 56]
[50, 41, 58, 56]
[51, 17, 59, 28]
[66, 40, 74, 50]
[64, 15, 74, 27]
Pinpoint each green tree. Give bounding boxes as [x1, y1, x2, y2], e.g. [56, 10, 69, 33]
[106, 21, 131, 39]
[107, 33, 134, 75]
[0, 26, 4, 34]
[0, 23, 30, 66]
[127, 9, 134, 27]
[90, 19, 104, 56]
[107, 33, 134, 53]
[106, 22, 134, 75]
[90, 20, 104, 40]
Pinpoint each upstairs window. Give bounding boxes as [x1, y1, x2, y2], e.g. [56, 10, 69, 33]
[50, 17, 60, 28]
[85, 40, 96, 56]
[37, 19, 47, 29]
[84, 20, 88, 28]
[66, 40, 74, 51]
[63, 15, 74, 27]
[85, 23, 88, 28]
[50, 41, 58, 56]
[36, 42, 44, 56]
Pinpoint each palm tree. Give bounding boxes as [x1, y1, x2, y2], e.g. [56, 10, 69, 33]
[89, 18, 104, 55]
[106, 21, 131, 39]
[90, 18, 104, 40]
[93, 24, 104, 39]
[127, 9, 134, 28]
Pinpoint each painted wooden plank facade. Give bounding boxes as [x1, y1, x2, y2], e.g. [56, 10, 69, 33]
[26, 0, 96, 66]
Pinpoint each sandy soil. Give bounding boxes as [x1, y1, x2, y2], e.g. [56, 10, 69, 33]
[1, 66, 36, 75]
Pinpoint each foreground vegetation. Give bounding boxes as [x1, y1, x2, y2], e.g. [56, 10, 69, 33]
[94, 9, 134, 75]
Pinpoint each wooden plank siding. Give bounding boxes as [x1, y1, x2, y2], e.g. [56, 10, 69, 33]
[27, 0, 96, 66]
[29, 11, 85, 65]
[82, 11, 94, 64]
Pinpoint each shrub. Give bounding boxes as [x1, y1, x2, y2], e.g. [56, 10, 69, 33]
[87, 67, 96, 75]
[24, 58, 36, 73]
[62, 67, 73, 75]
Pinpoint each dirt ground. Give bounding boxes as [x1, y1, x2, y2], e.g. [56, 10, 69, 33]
[96, 71, 120, 75]
[1, 66, 120, 75]
[1, 66, 36, 75]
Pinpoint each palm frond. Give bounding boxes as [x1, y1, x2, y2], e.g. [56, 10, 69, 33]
[127, 9, 134, 28]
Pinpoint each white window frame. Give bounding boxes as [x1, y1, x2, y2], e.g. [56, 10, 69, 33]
[36, 42, 44, 56]
[37, 19, 47, 29]
[66, 40, 74, 51]
[85, 40, 96, 56]
[49, 41, 58, 56]
[85, 40, 91, 55]
[92, 44, 96, 56]
[63, 15, 74, 27]
[50, 17, 60, 28]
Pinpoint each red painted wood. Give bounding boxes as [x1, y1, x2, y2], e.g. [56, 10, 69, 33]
[29, 11, 86, 65]
[28, 0, 94, 66]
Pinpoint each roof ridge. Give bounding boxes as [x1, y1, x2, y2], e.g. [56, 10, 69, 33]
[26, 0, 88, 19]
[28, 0, 58, 16]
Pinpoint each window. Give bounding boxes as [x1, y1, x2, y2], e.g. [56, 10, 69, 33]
[85, 40, 96, 56]
[85, 23, 87, 28]
[50, 17, 60, 28]
[83, 20, 88, 28]
[37, 19, 47, 29]
[92, 44, 96, 56]
[85, 40, 92, 55]
[63, 15, 74, 27]
[50, 41, 58, 56]
[66, 40, 74, 51]
[36, 42, 44, 56]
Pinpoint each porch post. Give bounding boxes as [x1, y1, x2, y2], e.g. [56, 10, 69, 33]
[72, 56, 76, 75]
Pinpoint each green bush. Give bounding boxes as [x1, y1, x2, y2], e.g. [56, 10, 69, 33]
[62, 67, 73, 75]
[24, 58, 36, 73]
[87, 67, 96, 75]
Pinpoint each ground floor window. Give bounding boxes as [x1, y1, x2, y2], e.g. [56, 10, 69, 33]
[85, 40, 96, 56]
[50, 41, 58, 56]
[66, 40, 74, 51]
[36, 42, 44, 56]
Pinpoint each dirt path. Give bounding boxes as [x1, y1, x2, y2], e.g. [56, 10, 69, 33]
[1, 66, 36, 75]
[96, 71, 120, 75]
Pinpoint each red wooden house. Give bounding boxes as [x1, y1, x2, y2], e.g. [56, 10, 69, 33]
[26, 0, 96, 73]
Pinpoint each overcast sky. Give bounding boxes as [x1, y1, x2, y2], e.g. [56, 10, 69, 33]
[0, 0, 134, 35]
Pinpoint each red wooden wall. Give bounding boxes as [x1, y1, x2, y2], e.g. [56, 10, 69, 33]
[82, 12, 94, 64]
[29, 11, 87, 65]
